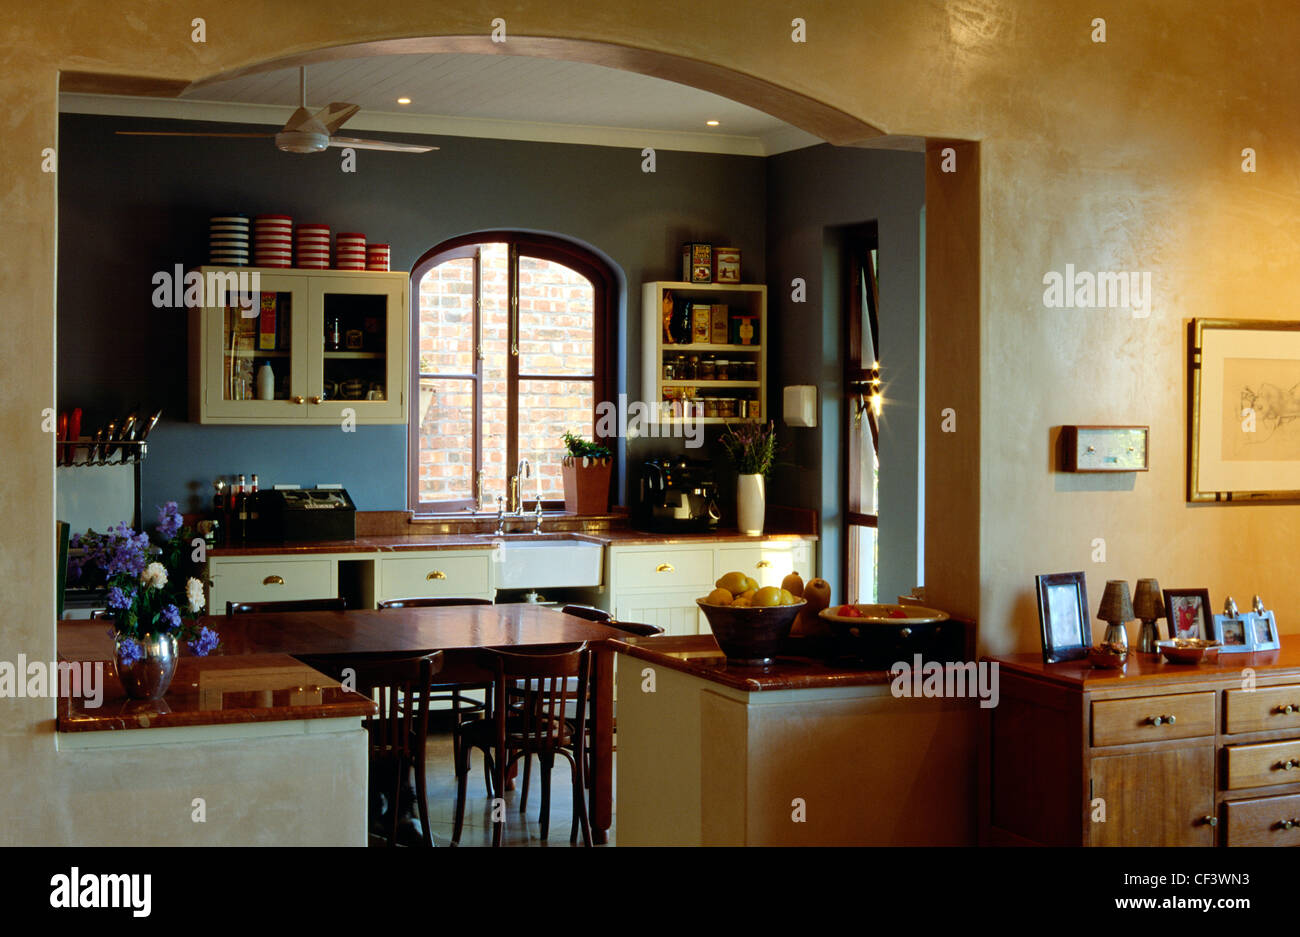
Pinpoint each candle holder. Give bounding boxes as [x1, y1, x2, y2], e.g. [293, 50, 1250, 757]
[1133, 578, 1166, 654]
[1098, 580, 1134, 652]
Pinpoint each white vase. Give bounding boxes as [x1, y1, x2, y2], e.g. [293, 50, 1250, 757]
[736, 473, 765, 535]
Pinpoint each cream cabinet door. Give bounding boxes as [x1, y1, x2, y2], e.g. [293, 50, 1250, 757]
[208, 557, 337, 613]
[714, 541, 813, 588]
[377, 552, 494, 602]
[615, 590, 710, 637]
[304, 272, 408, 424]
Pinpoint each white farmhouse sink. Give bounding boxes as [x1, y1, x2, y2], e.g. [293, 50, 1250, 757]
[492, 536, 604, 589]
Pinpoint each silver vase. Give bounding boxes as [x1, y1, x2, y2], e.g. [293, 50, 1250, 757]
[114, 632, 179, 701]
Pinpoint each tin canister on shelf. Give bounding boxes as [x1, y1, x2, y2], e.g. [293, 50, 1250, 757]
[681, 243, 713, 283]
[714, 247, 741, 284]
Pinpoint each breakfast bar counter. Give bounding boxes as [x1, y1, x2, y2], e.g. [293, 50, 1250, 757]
[610, 634, 979, 846]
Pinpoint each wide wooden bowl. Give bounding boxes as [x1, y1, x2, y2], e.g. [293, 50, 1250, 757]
[696, 599, 804, 666]
[1157, 640, 1221, 664]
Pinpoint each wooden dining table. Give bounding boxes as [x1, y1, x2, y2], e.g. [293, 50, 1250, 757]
[62, 603, 622, 844]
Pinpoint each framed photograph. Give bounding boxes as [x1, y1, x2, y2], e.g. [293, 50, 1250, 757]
[1189, 318, 1300, 502]
[1212, 614, 1252, 652]
[1036, 571, 1091, 663]
[1250, 611, 1282, 651]
[1164, 588, 1212, 641]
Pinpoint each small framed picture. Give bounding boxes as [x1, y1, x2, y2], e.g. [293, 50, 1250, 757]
[1163, 589, 1212, 641]
[1036, 571, 1091, 663]
[1212, 614, 1252, 652]
[1250, 611, 1282, 652]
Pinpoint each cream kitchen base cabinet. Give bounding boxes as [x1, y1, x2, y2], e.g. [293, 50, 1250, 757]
[607, 539, 815, 636]
[207, 556, 339, 614]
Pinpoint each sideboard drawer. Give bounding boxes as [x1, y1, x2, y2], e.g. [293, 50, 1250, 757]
[1224, 794, 1300, 846]
[379, 553, 492, 601]
[1091, 692, 1216, 747]
[613, 547, 715, 590]
[1225, 685, 1300, 734]
[1225, 740, 1300, 790]
[211, 558, 335, 608]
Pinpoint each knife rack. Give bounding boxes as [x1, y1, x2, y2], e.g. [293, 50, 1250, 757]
[57, 438, 147, 468]
[56, 440, 145, 530]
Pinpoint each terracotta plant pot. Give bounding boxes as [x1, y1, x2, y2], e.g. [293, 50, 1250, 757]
[562, 456, 612, 515]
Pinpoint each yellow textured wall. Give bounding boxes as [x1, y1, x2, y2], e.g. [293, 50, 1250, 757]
[4, 0, 1299, 840]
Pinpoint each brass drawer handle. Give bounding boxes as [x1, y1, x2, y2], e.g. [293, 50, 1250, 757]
[263, 575, 285, 585]
[756, 560, 772, 569]
[426, 570, 446, 580]
[655, 563, 673, 573]
[1148, 714, 1176, 726]
[1201, 815, 1218, 828]
[1276, 704, 1299, 715]
[1276, 759, 1300, 771]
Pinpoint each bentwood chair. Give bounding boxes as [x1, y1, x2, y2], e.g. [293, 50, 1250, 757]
[377, 597, 495, 790]
[452, 643, 592, 847]
[301, 651, 442, 847]
[226, 597, 347, 616]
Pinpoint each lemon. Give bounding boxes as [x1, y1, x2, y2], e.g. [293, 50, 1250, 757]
[716, 571, 749, 594]
[743, 577, 759, 593]
[704, 588, 734, 606]
[780, 588, 798, 605]
[752, 586, 784, 607]
[738, 589, 756, 602]
[731, 597, 752, 607]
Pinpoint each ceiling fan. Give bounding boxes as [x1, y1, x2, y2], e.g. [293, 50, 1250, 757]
[115, 66, 437, 154]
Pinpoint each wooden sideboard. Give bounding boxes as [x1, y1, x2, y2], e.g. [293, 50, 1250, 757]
[981, 646, 1300, 846]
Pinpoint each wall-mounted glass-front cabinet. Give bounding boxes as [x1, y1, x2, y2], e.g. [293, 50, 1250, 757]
[188, 267, 409, 425]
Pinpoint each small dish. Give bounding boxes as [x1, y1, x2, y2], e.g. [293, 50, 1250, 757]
[1156, 639, 1221, 664]
[1088, 644, 1128, 669]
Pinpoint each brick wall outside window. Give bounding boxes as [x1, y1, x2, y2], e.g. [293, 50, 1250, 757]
[416, 242, 596, 509]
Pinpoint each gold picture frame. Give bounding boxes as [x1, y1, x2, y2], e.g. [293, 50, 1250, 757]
[1189, 318, 1300, 502]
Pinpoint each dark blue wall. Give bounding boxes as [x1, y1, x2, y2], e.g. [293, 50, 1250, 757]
[57, 113, 767, 513]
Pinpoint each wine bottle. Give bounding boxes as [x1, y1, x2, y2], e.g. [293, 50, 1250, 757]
[235, 474, 247, 542]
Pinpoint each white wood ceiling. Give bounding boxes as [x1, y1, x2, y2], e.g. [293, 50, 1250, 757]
[63, 53, 823, 156]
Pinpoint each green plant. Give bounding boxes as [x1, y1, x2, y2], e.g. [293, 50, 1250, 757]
[719, 420, 778, 476]
[563, 431, 610, 461]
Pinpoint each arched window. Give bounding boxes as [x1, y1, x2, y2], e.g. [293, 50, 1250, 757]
[409, 232, 616, 513]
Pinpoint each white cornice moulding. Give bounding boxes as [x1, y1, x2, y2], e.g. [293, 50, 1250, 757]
[59, 93, 824, 157]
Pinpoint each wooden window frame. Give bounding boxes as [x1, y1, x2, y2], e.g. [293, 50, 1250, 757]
[409, 231, 617, 515]
[843, 224, 880, 598]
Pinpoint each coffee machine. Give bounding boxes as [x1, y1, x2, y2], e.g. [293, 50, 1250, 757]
[635, 458, 720, 532]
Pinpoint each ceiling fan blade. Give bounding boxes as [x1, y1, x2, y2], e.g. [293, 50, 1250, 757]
[315, 102, 360, 134]
[115, 131, 275, 139]
[328, 136, 437, 153]
[281, 106, 318, 132]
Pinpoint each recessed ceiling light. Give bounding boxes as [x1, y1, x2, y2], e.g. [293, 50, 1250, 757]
[706, 120, 720, 127]
[397, 97, 411, 105]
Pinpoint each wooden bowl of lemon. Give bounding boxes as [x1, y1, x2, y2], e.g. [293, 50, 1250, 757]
[697, 571, 805, 665]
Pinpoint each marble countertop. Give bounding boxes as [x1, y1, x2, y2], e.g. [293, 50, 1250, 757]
[609, 634, 898, 692]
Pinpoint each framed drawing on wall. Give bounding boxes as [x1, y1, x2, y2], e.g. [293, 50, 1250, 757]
[1035, 571, 1091, 663]
[1190, 318, 1300, 502]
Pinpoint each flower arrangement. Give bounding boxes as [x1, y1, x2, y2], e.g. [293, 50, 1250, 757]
[69, 502, 219, 662]
[719, 420, 778, 476]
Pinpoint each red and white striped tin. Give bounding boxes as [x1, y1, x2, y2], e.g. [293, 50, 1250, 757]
[366, 243, 390, 271]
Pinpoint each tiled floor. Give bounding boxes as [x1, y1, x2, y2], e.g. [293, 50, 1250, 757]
[373, 725, 617, 847]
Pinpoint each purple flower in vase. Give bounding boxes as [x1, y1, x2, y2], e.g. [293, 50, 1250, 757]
[156, 502, 183, 542]
[106, 586, 133, 610]
[160, 604, 181, 631]
[187, 626, 220, 657]
[116, 637, 143, 667]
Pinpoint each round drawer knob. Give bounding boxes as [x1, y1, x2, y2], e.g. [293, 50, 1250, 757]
[1284, 705, 1297, 714]
[263, 575, 285, 585]
[290, 395, 305, 404]
[1282, 820, 1295, 830]
[1201, 815, 1218, 827]
[1166, 714, 1176, 725]
[1150, 716, 1164, 726]
[426, 570, 446, 580]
